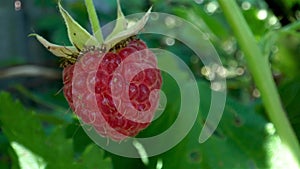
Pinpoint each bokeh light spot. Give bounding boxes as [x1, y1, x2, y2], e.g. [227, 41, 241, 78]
[241, 1, 251, 10]
[206, 2, 219, 14]
[257, 9, 268, 20]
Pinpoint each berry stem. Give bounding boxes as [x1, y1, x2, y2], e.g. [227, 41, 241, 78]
[84, 0, 103, 43]
[218, 0, 300, 165]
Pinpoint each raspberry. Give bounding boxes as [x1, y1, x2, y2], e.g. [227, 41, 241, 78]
[33, 0, 158, 141]
[63, 38, 162, 141]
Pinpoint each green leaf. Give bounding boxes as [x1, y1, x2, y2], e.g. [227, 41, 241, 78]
[11, 142, 47, 169]
[79, 144, 113, 169]
[0, 134, 11, 169]
[155, 81, 300, 169]
[0, 93, 46, 154]
[0, 92, 72, 168]
[174, 6, 229, 42]
[156, 81, 268, 169]
[279, 76, 300, 141]
[58, 2, 98, 50]
[0, 92, 112, 169]
[272, 30, 300, 79]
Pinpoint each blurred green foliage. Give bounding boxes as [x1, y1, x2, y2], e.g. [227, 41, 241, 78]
[0, 0, 300, 168]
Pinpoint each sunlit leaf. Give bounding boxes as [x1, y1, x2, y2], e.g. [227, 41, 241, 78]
[0, 92, 112, 169]
[11, 142, 47, 169]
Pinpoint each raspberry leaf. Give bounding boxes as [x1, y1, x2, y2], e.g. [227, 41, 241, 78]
[58, 2, 98, 50]
[11, 142, 46, 169]
[30, 34, 78, 58]
[80, 144, 112, 169]
[104, 7, 152, 49]
[0, 92, 112, 169]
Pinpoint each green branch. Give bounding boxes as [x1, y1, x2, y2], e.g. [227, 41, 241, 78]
[84, 0, 103, 43]
[217, 0, 300, 165]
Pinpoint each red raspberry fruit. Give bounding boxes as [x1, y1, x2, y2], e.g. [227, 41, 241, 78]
[63, 38, 162, 141]
[33, 1, 158, 141]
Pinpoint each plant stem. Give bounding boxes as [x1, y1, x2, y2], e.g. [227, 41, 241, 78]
[218, 0, 300, 164]
[84, 0, 103, 43]
[282, 21, 300, 31]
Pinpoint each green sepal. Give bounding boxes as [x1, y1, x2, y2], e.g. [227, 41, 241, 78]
[29, 34, 78, 58]
[105, 0, 127, 41]
[104, 7, 152, 49]
[58, 2, 99, 50]
[32, 0, 152, 60]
